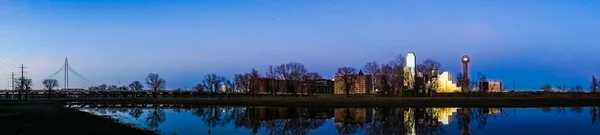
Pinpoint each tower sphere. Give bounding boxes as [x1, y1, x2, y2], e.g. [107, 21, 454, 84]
[461, 55, 470, 63]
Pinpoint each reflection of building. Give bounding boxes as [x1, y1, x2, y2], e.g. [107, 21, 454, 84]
[334, 70, 372, 95]
[255, 107, 335, 121]
[334, 108, 373, 125]
[435, 72, 461, 93]
[480, 80, 502, 92]
[489, 108, 502, 115]
[432, 108, 458, 125]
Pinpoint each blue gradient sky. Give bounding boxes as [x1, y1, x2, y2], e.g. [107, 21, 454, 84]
[0, 0, 599, 90]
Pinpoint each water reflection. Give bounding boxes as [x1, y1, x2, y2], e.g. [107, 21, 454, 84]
[67, 103, 600, 135]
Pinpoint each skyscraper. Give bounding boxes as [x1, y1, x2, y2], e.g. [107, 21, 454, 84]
[406, 52, 416, 77]
[405, 52, 416, 89]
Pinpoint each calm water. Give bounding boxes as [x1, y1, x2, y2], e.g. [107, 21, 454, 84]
[67, 103, 600, 135]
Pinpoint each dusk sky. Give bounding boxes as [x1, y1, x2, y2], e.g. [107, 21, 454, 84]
[1, 0, 599, 90]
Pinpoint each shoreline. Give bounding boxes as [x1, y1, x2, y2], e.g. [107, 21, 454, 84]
[35, 96, 600, 107]
[0, 101, 157, 135]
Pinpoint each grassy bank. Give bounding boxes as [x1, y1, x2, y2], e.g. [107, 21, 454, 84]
[48, 96, 600, 107]
[0, 101, 157, 135]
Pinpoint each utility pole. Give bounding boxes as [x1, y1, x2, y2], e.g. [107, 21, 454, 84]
[11, 72, 14, 91]
[513, 79, 516, 91]
[19, 64, 26, 100]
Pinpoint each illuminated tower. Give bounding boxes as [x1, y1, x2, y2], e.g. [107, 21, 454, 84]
[405, 52, 416, 89]
[461, 55, 470, 92]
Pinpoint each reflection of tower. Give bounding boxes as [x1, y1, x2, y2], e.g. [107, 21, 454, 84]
[461, 55, 470, 92]
[459, 108, 472, 135]
[406, 52, 416, 89]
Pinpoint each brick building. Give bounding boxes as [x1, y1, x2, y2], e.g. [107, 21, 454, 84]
[255, 78, 334, 95]
[334, 70, 372, 95]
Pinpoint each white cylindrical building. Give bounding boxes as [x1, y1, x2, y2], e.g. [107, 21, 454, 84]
[405, 52, 416, 89]
[406, 52, 416, 77]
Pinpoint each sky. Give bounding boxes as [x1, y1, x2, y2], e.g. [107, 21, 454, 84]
[0, 0, 599, 90]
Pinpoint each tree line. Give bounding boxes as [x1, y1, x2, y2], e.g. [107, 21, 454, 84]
[337, 54, 444, 97]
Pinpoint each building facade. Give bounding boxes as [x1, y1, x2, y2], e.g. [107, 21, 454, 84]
[334, 71, 372, 95]
[480, 80, 502, 92]
[436, 71, 461, 93]
[256, 78, 334, 95]
[405, 52, 416, 89]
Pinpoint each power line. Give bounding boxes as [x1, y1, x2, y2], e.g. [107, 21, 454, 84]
[0, 55, 18, 69]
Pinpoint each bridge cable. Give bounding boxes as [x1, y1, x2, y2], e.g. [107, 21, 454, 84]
[67, 64, 96, 86]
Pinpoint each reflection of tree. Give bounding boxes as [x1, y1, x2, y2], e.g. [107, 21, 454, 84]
[118, 108, 129, 113]
[263, 108, 327, 135]
[365, 108, 411, 135]
[336, 108, 361, 135]
[571, 107, 584, 114]
[145, 106, 166, 129]
[192, 106, 206, 117]
[592, 107, 600, 124]
[416, 108, 445, 135]
[129, 108, 144, 120]
[472, 108, 506, 130]
[192, 106, 227, 128]
[541, 107, 553, 113]
[457, 108, 472, 135]
[541, 107, 568, 114]
[554, 107, 567, 114]
[173, 106, 184, 113]
[204, 106, 227, 127]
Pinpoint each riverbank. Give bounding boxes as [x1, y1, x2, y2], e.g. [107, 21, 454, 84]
[0, 101, 157, 135]
[43, 96, 600, 107]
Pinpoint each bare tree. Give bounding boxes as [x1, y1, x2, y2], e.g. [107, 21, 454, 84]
[275, 62, 308, 95]
[234, 73, 250, 94]
[475, 72, 487, 92]
[555, 85, 566, 92]
[364, 61, 381, 93]
[129, 81, 144, 91]
[380, 62, 405, 97]
[419, 58, 442, 77]
[457, 72, 470, 93]
[379, 64, 393, 96]
[337, 67, 358, 97]
[249, 69, 261, 96]
[146, 73, 166, 98]
[592, 76, 598, 94]
[118, 86, 129, 90]
[224, 80, 235, 93]
[98, 84, 107, 91]
[194, 83, 205, 93]
[43, 79, 59, 99]
[540, 84, 552, 92]
[203, 73, 226, 97]
[266, 65, 280, 96]
[570, 85, 584, 93]
[16, 78, 32, 100]
[302, 72, 322, 95]
[108, 85, 118, 91]
[128, 81, 144, 98]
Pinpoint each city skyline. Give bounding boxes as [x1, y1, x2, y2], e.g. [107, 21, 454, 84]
[1, 0, 600, 89]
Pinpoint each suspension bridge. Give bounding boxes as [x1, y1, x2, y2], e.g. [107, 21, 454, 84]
[0, 57, 97, 91]
[42, 58, 96, 90]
